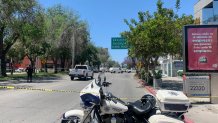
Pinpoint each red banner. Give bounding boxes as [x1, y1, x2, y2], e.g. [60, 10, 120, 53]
[188, 28, 218, 70]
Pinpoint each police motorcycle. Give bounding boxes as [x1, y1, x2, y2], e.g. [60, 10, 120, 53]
[61, 73, 190, 123]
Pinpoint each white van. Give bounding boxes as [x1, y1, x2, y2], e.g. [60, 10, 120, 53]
[110, 67, 122, 73]
[99, 67, 106, 72]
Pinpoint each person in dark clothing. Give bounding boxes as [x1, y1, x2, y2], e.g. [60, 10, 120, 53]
[26, 65, 33, 82]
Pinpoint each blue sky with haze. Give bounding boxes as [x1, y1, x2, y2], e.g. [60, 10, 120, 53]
[38, 0, 198, 63]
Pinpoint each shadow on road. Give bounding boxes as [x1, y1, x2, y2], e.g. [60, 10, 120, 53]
[71, 78, 94, 81]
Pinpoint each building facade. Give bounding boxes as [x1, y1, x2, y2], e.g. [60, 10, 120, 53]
[160, 56, 183, 77]
[194, 0, 218, 24]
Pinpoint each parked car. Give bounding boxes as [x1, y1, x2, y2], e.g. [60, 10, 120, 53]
[15, 67, 25, 73]
[99, 67, 106, 72]
[127, 69, 132, 73]
[69, 65, 94, 80]
[93, 67, 99, 73]
[110, 67, 122, 73]
[121, 68, 127, 72]
[126, 68, 136, 73]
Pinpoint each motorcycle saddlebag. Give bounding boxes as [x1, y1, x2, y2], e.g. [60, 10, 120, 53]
[156, 90, 190, 113]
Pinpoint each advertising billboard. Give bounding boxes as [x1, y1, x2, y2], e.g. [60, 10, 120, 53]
[184, 25, 218, 72]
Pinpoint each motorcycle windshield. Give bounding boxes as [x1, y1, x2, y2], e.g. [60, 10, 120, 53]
[80, 79, 101, 107]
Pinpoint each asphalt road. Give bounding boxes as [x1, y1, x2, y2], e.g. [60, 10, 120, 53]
[0, 72, 148, 123]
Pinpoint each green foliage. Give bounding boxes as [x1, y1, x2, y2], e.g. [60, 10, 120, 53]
[121, 0, 194, 73]
[44, 4, 91, 70]
[0, 0, 112, 76]
[20, 6, 47, 66]
[0, 0, 38, 76]
[7, 42, 25, 63]
[153, 70, 162, 79]
[145, 72, 153, 86]
[177, 70, 183, 77]
[97, 47, 109, 65]
[140, 68, 146, 80]
[78, 42, 99, 65]
[106, 60, 120, 68]
[176, 0, 181, 11]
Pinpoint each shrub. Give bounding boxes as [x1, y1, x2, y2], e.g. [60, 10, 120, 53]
[143, 71, 152, 86]
[153, 70, 162, 79]
[140, 69, 146, 80]
[177, 70, 183, 77]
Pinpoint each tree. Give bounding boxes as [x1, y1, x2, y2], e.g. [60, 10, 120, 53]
[122, 57, 134, 69]
[45, 5, 72, 73]
[80, 42, 99, 66]
[45, 5, 89, 73]
[121, 0, 194, 75]
[21, 6, 46, 69]
[0, 0, 37, 76]
[106, 59, 120, 68]
[97, 47, 109, 67]
[7, 42, 26, 75]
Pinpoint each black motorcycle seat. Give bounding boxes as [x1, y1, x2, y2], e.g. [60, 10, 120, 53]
[128, 100, 152, 115]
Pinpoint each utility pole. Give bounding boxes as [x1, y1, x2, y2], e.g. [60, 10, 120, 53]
[72, 32, 75, 68]
[71, 26, 83, 68]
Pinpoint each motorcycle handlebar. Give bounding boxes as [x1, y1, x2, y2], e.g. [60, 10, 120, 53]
[102, 82, 112, 87]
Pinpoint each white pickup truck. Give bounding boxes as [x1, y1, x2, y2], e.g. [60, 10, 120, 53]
[69, 65, 94, 80]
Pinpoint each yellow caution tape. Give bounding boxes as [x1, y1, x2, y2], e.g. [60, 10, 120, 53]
[1, 85, 218, 99]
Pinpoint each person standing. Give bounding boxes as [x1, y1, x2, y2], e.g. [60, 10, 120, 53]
[26, 65, 33, 82]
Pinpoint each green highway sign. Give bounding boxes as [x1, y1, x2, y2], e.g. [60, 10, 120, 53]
[111, 37, 128, 49]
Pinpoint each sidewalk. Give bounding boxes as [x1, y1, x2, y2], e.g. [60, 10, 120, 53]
[140, 76, 218, 123]
[0, 75, 66, 91]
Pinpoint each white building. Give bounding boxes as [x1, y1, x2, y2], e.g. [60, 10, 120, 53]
[160, 56, 183, 77]
[194, 0, 218, 24]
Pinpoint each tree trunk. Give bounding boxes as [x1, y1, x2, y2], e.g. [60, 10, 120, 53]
[53, 59, 58, 73]
[45, 62, 48, 73]
[29, 57, 35, 74]
[0, 27, 19, 77]
[1, 54, 7, 77]
[0, 26, 4, 76]
[60, 57, 65, 72]
[10, 62, 14, 76]
[131, 57, 136, 69]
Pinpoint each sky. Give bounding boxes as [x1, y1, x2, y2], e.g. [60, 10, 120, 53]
[38, 0, 198, 63]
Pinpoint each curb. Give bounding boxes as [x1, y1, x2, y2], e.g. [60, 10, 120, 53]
[139, 80, 194, 123]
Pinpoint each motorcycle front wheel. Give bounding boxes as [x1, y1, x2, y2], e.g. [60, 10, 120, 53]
[61, 116, 81, 123]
